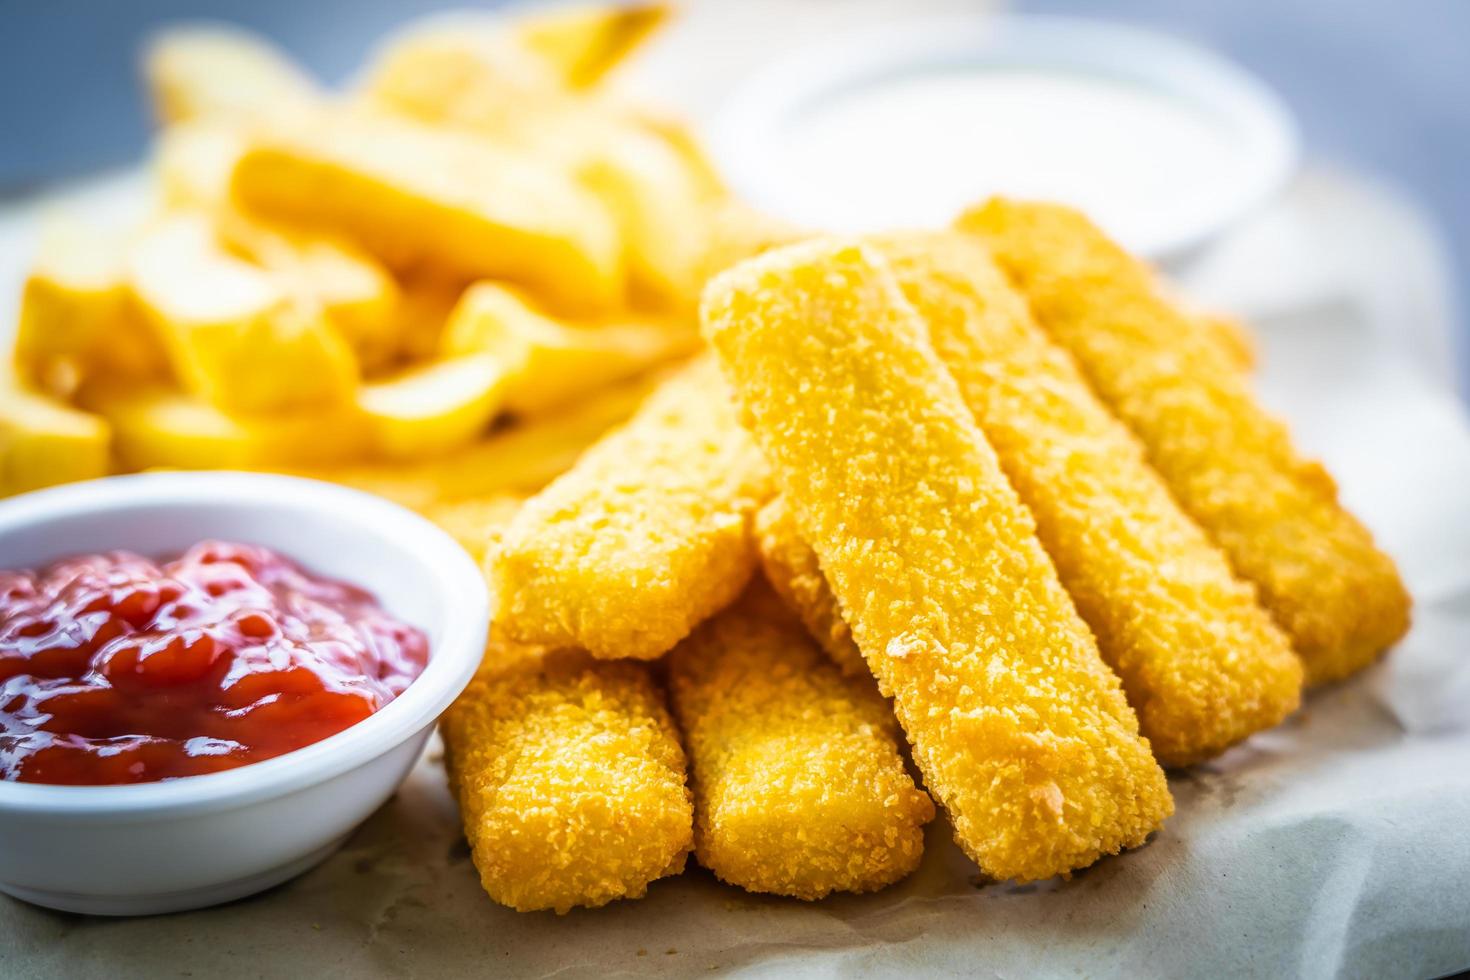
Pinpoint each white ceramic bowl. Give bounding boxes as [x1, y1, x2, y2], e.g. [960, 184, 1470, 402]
[712, 14, 1299, 263]
[0, 472, 488, 916]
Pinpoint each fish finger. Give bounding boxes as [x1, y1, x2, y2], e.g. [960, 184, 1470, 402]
[875, 232, 1302, 766]
[441, 649, 693, 913]
[702, 239, 1171, 882]
[668, 582, 933, 899]
[958, 200, 1410, 684]
[492, 356, 769, 659]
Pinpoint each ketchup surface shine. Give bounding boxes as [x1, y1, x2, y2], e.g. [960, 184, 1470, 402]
[0, 541, 429, 785]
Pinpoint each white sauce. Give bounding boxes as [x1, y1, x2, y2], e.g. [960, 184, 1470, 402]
[766, 68, 1249, 251]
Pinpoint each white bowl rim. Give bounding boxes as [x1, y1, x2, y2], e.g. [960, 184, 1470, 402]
[0, 471, 488, 818]
[711, 12, 1301, 260]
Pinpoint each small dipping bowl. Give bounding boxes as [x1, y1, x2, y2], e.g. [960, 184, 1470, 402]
[0, 472, 488, 916]
[713, 14, 1299, 262]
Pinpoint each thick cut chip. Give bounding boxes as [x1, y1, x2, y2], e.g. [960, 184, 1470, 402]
[86, 385, 363, 471]
[231, 109, 623, 314]
[0, 376, 111, 496]
[356, 353, 516, 461]
[128, 213, 358, 414]
[15, 221, 167, 397]
[493, 357, 770, 660]
[441, 649, 693, 913]
[668, 583, 933, 899]
[144, 24, 316, 124]
[959, 199, 1411, 685]
[514, 2, 670, 88]
[440, 281, 698, 416]
[702, 239, 1171, 882]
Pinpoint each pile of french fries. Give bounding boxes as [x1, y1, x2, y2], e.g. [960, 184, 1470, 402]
[1, 3, 736, 510]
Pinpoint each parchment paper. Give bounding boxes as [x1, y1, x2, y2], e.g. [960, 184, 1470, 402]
[2, 5, 1469, 975]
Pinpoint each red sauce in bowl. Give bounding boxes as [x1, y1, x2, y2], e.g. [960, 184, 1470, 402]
[0, 541, 430, 785]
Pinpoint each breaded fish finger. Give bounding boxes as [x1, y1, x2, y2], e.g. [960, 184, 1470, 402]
[958, 200, 1411, 684]
[875, 232, 1302, 766]
[493, 356, 769, 659]
[702, 239, 1172, 883]
[752, 495, 865, 676]
[441, 649, 693, 913]
[668, 582, 933, 899]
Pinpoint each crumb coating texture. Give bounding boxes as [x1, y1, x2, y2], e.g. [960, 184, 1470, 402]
[492, 356, 770, 659]
[668, 583, 934, 899]
[876, 232, 1303, 766]
[753, 495, 865, 676]
[702, 240, 1172, 882]
[441, 649, 693, 913]
[959, 200, 1411, 684]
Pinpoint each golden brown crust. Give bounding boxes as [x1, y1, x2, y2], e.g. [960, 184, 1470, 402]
[668, 583, 933, 899]
[702, 239, 1172, 882]
[492, 356, 770, 659]
[958, 200, 1411, 684]
[441, 649, 693, 913]
[752, 496, 865, 676]
[873, 232, 1303, 767]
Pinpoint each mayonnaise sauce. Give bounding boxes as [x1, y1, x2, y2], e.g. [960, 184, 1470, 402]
[768, 68, 1249, 250]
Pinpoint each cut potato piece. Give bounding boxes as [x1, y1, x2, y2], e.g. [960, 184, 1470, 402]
[88, 384, 362, 471]
[231, 109, 623, 314]
[441, 281, 698, 415]
[0, 376, 112, 496]
[154, 119, 245, 209]
[357, 352, 517, 461]
[15, 220, 168, 398]
[144, 24, 316, 125]
[576, 125, 710, 312]
[129, 212, 358, 414]
[219, 211, 401, 374]
[514, 2, 671, 89]
[291, 368, 663, 508]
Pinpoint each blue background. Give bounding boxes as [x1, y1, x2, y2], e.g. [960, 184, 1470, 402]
[3, 0, 1466, 379]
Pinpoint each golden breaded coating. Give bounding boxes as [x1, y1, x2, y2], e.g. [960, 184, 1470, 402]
[875, 232, 1302, 766]
[958, 200, 1411, 684]
[493, 357, 770, 659]
[753, 496, 864, 676]
[702, 240, 1172, 882]
[231, 108, 622, 314]
[667, 583, 933, 899]
[441, 649, 693, 913]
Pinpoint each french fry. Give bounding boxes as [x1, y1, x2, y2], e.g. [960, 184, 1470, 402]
[576, 125, 710, 312]
[0, 375, 112, 496]
[513, 2, 671, 89]
[959, 199, 1411, 685]
[357, 353, 517, 461]
[231, 108, 623, 314]
[154, 119, 246, 210]
[219, 211, 402, 374]
[440, 281, 698, 415]
[289, 368, 663, 509]
[876, 232, 1301, 766]
[703, 239, 1171, 882]
[128, 212, 358, 414]
[441, 649, 693, 913]
[14, 220, 167, 398]
[493, 357, 769, 660]
[668, 582, 933, 899]
[84, 384, 363, 472]
[143, 24, 316, 125]
[752, 496, 864, 676]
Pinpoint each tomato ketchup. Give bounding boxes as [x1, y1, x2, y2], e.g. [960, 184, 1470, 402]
[0, 541, 429, 785]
